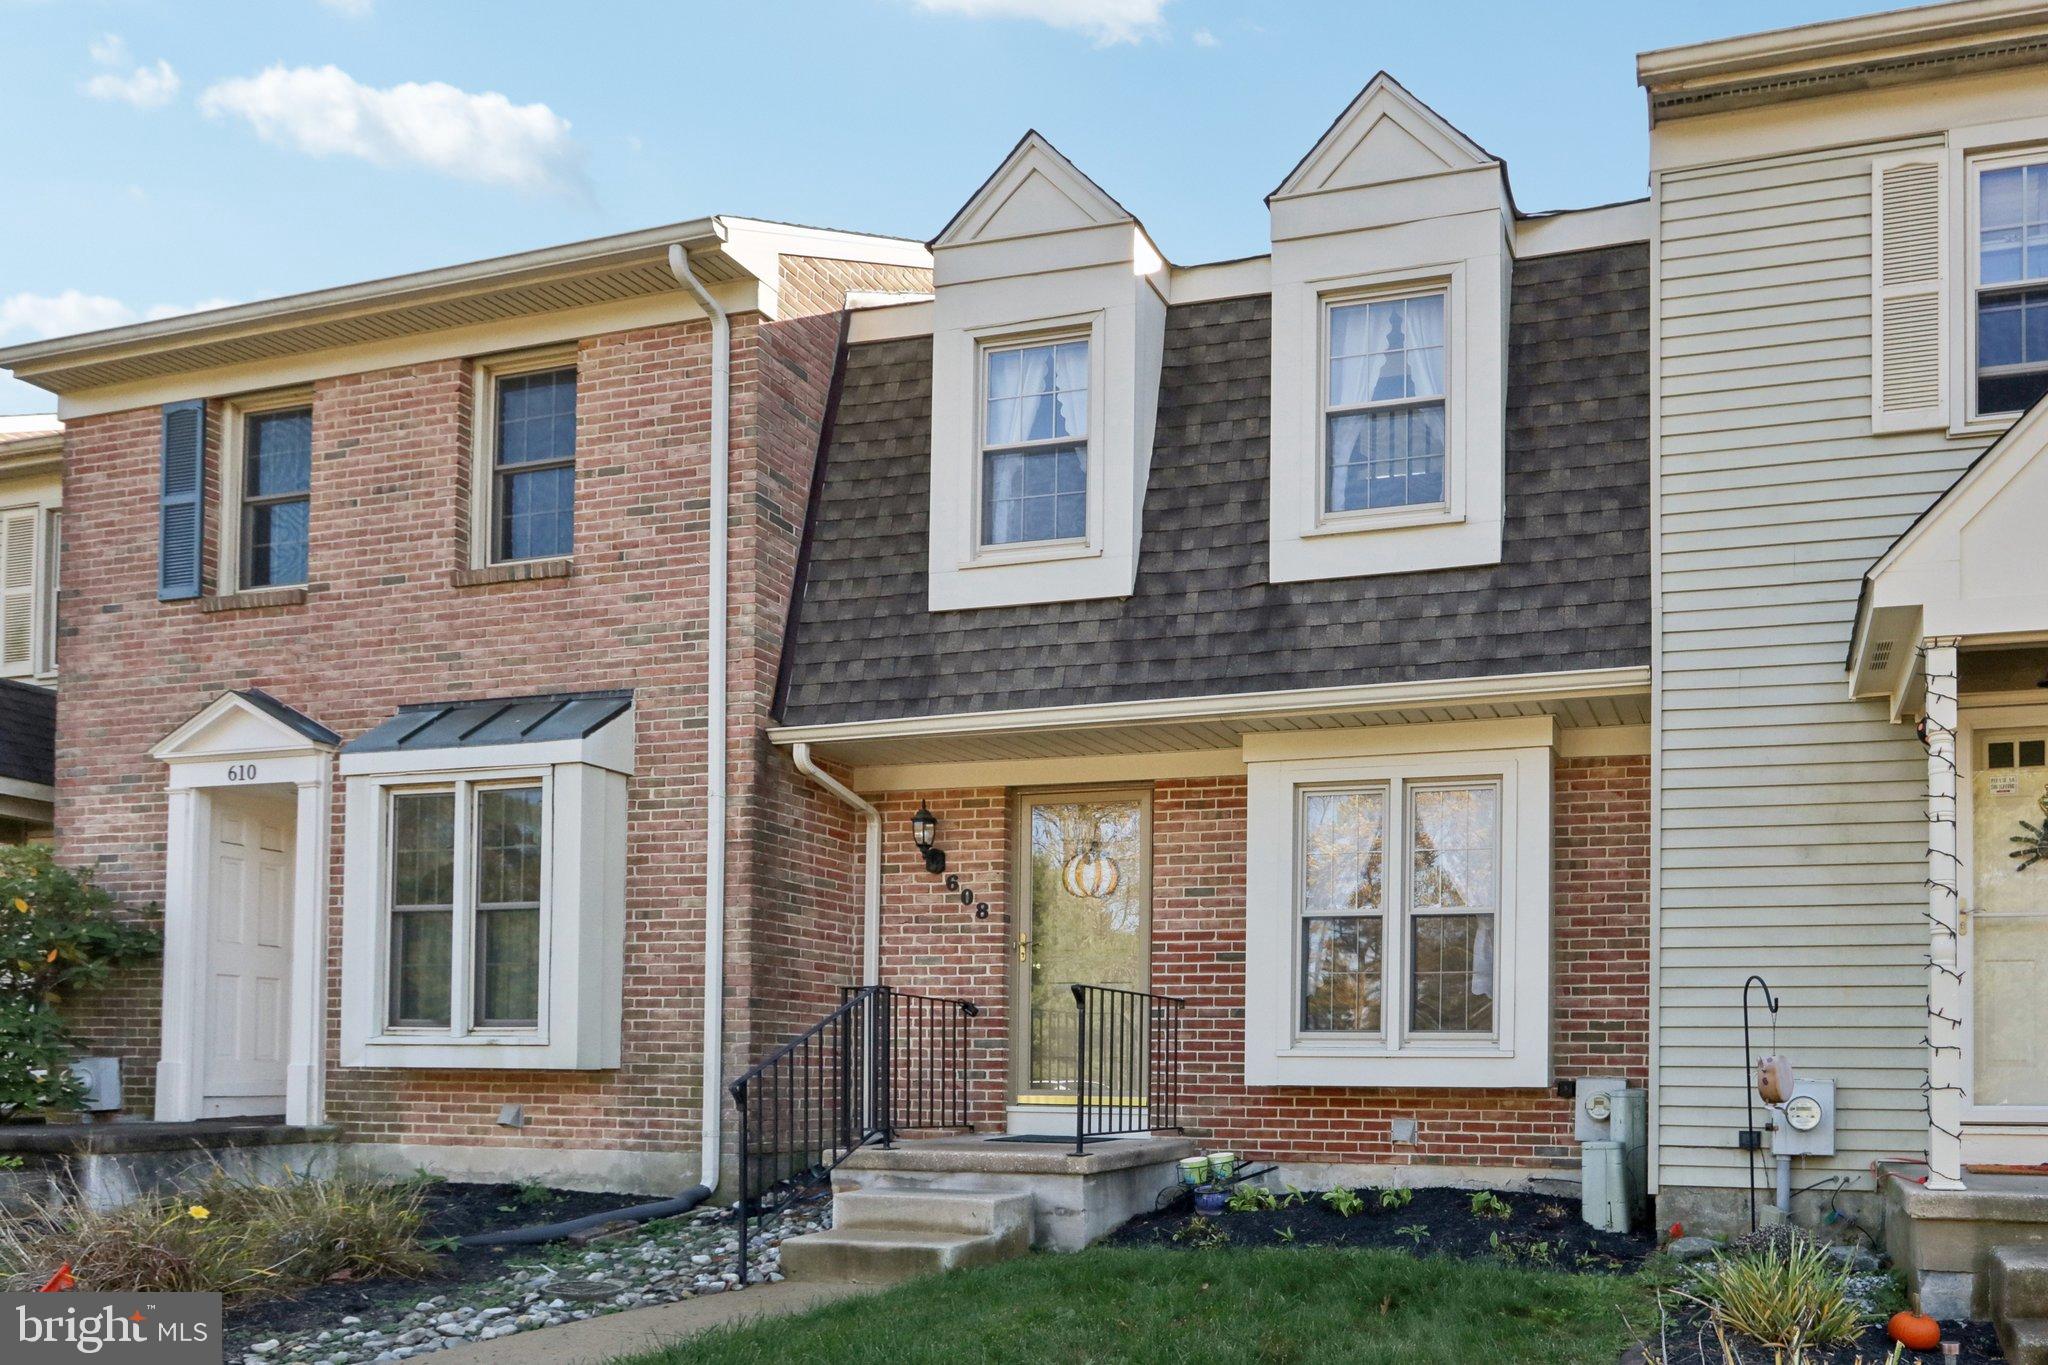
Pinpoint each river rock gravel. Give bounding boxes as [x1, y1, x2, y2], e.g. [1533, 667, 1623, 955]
[221, 1200, 829, 1365]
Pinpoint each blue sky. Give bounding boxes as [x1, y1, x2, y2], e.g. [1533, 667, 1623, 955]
[0, 0, 1884, 414]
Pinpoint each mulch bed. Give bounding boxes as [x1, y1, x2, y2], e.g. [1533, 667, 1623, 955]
[1107, 1184, 1653, 1272]
[1647, 1306, 2003, 1363]
[226, 1181, 653, 1341]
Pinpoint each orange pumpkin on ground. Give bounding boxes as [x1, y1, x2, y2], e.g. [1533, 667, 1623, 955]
[1886, 1311, 1941, 1351]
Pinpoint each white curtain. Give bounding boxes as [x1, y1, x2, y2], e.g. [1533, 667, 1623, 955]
[1051, 341, 1088, 440]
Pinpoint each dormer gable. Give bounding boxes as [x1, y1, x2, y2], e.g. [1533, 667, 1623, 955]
[1270, 72, 1497, 201]
[934, 132, 1133, 248]
[1266, 75, 1515, 584]
[927, 133, 1168, 612]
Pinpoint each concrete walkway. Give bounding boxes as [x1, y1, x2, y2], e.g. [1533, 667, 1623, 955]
[431, 1281, 879, 1365]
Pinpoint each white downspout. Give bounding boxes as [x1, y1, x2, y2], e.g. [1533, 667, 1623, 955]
[791, 742, 882, 986]
[667, 242, 730, 1192]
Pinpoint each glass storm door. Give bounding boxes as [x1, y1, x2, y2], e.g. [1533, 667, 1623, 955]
[1014, 792, 1148, 1106]
[1970, 727, 2048, 1110]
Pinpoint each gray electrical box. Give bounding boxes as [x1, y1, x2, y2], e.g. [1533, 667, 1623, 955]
[1580, 1082, 1647, 1233]
[68, 1056, 121, 1112]
[1769, 1078, 1836, 1158]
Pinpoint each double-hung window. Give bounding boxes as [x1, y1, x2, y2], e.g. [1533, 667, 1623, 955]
[487, 365, 577, 563]
[1245, 736, 1548, 1088]
[1976, 159, 2048, 417]
[1298, 779, 1498, 1040]
[384, 779, 543, 1034]
[240, 407, 312, 589]
[1323, 291, 1447, 515]
[979, 337, 1088, 548]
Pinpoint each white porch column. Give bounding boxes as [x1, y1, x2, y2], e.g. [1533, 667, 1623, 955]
[1924, 637, 1967, 1190]
[284, 771, 332, 1128]
[153, 786, 204, 1122]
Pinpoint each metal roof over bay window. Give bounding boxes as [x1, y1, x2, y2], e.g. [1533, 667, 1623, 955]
[342, 691, 634, 776]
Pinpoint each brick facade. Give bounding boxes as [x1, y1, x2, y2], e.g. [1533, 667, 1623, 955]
[863, 755, 1650, 1171]
[55, 254, 926, 1182]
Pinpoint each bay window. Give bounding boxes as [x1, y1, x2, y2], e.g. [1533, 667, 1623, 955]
[1245, 728, 1549, 1088]
[340, 691, 631, 1070]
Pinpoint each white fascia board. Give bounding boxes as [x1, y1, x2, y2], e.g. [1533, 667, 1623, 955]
[848, 300, 936, 343]
[1515, 200, 1653, 257]
[1636, 1, 2048, 90]
[769, 665, 1649, 747]
[718, 217, 932, 270]
[0, 776, 55, 804]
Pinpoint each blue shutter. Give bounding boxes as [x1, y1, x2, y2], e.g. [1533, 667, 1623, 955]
[157, 399, 205, 601]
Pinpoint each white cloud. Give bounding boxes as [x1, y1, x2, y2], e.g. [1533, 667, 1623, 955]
[82, 34, 180, 108]
[0, 290, 238, 341]
[199, 64, 580, 192]
[1191, 26, 1218, 47]
[318, 0, 375, 15]
[908, 0, 1171, 45]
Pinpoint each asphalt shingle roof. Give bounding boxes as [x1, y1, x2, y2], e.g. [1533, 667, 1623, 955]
[777, 243, 1650, 725]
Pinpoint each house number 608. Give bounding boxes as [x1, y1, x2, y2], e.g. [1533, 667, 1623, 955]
[226, 763, 259, 783]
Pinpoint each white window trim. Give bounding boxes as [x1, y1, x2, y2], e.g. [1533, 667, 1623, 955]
[1312, 279, 1458, 537]
[469, 347, 579, 570]
[216, 388, 314, 596]
[38, 506, 58, 680]
[340, 724, 628, 1071]
[374, 769, 554, 1042]
[1963, 145, 2048, 428]
[0, 500, 51, 681]
[962, 316, 1105, 572]
[1244, 734, 1551, 1088]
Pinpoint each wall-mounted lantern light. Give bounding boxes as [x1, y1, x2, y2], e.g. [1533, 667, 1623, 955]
[911, 801, 946, 874]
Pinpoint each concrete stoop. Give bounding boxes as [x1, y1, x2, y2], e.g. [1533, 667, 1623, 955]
[1882, 1163, 2048, 1319]
[779, 1189, 1033, 1284]
[1991, 1245, 2048, 1364]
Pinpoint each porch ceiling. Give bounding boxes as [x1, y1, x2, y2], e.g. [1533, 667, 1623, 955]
[768, 667, 1650, 770]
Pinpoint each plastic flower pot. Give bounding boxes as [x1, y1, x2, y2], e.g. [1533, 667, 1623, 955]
[1195, 1189, 1228, 1215]
[1208, 1151, 1239, 1183]
[1178, 1155, 1212, 1188]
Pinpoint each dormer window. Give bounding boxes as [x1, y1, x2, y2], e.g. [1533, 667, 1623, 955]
[981, 337, 1089, 547]
[1324, 292, 1447, 516]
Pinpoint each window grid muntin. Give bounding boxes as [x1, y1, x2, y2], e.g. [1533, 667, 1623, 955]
[978, 336, 1090, 549]
[1321, 290, 1449, 516]
[381, 776, 546, 1037]
[240, 407, 312, 589]
[1297, 785, 1387, 1036]
[491, 366, 577, 564]
[1405, 780, 1500, 1039]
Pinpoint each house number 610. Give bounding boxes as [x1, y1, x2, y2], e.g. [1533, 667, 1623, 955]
[226, 763, 259, 783]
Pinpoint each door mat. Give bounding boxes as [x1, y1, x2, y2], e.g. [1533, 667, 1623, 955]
[1966, 1162, 2048, 1175]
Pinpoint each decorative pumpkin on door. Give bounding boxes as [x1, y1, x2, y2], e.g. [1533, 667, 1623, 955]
[1062, 844, 1121, 899]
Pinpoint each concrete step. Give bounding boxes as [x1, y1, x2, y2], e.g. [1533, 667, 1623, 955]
[778, 1224, 1030, 1285]
[832, 1188, 1033, 1238]
[1999, 1316, 2048, 1365]
[1992, 1245, 2048, 1320]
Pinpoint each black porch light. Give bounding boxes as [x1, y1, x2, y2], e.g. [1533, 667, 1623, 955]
[911, 801, 946, 873]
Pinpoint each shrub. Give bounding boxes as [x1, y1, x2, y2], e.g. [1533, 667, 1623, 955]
[0, 846, 160, 1122]
[1469, 1190, 1512, 1221]
[1378, 1186, 1413, 1211]
[0, 1169, 440, 1301]
[1322, 1187, 1364, 1217]
[1225, 1182, 1279, 1213]
[1682, 1237, 1866, 1349]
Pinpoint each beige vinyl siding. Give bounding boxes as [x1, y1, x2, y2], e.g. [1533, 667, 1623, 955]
[1653, 136, 1984, 1194]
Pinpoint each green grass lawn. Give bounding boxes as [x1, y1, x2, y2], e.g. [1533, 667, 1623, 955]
[624, 1247, 1660, 1364]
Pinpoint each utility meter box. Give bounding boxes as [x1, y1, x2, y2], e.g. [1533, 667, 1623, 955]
[1769, 1078, 1836, 1158]
[1579, 1080, 1647, 1233]
[68, 1056, 121, 1112]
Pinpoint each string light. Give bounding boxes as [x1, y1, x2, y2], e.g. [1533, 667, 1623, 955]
[1915, 643, 1966, 1185]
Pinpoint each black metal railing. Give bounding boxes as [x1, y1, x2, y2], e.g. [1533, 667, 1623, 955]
[1071, 983, 1186, 1156]
[730, 985, 977, 1283]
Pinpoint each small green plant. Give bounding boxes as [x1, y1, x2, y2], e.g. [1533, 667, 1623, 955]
[513, 1177, 553, 1208]
[0, 847, 160, 1123]
[1278, 1183, 1308, 1209]
[1170, 1215, 1228, 1249]
[1680, 1238, 1866, 1349]
[1537, 1202, 1567, 1220]
[1321, 1187, 1364, 1217]
[1394, 1223, 1430, 1246]
[1275, 1226, 1296, 1244]
[1469, 1190, 1512, 1221]
[0, 1154, 23, 1171]
[1226, 1183, 1278, 1214]
[1378, 1186, 1413, 1211]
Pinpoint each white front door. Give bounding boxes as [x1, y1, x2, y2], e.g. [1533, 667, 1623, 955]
[204, 792, 294, 1117]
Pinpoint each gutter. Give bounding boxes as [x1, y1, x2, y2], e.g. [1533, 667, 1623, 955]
[666, 242, 731, 1195]
[791, 742, 882, 986]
